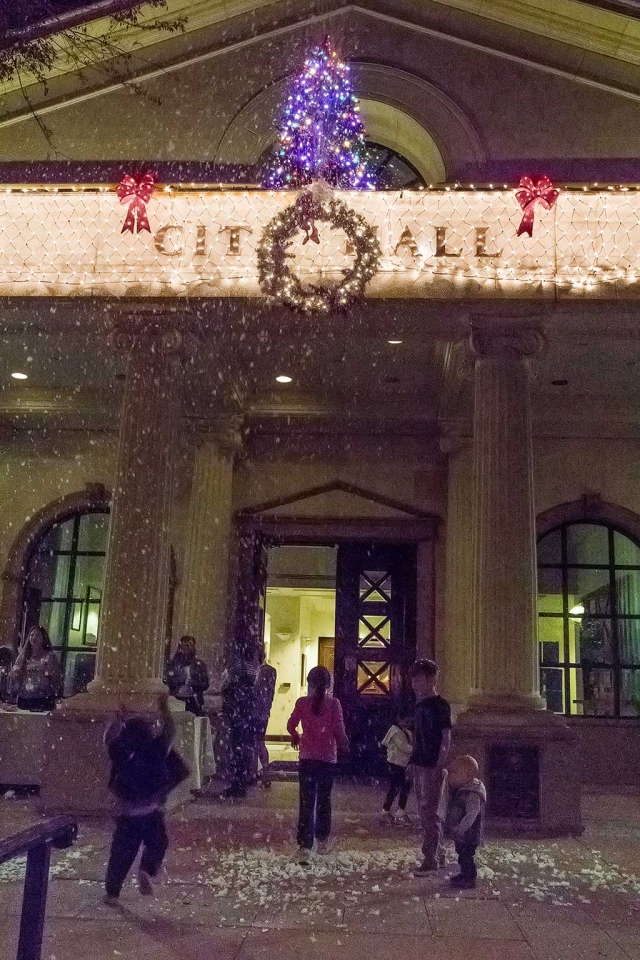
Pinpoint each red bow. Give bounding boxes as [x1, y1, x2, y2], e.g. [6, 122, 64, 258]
[117, 173, 155, 234]
[515, 176, 559, 237]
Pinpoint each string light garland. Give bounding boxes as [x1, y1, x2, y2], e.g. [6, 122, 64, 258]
[257, 190, 381, 312]
[263, 37, 375, 191]
[3, 182, 640, 296]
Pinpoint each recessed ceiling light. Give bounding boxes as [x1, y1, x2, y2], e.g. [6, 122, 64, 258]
[388, 339, 403, 345]
[276, 375, 292, 384]
[11, 372, 28, 380]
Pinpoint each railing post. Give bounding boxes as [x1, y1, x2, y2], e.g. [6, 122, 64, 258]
[16, 843, 51, 960]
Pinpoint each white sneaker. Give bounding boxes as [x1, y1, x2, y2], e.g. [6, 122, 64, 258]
[297, 846, 313, 865]
[395, 811, 411, 824]
[380, 810, 394, 822]
[315, 839, 330, 855]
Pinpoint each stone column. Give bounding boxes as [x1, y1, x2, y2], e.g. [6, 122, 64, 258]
[440, 437, 474, 715]
[467, 327, 546, 712]
[40, 313, 197, 813]
[177, 422, 241, 674]
[87, 319, 183, 702]
[453, 326, 581, 836]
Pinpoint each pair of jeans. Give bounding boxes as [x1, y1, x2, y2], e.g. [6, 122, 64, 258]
[105, 811, 168, 897]
[455, 839, 478, 880]
[297, 759, 335, 850]
[383, 762, 410, 812]
[413, 765, 446, 866]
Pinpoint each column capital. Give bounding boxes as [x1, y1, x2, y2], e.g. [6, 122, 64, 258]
[469, 325, 547, 362]
[190, 416, 245, 456]
[108, 318, 187, 355]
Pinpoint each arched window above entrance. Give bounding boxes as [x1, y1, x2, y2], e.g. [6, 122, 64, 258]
[537, 518, 640, 718]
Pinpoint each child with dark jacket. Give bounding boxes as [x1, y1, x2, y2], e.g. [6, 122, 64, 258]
[103, 694, 188, 904]
[445, 755, 487, 889]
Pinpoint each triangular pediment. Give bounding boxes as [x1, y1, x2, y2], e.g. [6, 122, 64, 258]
[3, 0, 640, 178]
[240, 480, 431, 520]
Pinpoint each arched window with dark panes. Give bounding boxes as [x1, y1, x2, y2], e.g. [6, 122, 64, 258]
[23, 512, 109, 697]
[537, 522, 640, 717]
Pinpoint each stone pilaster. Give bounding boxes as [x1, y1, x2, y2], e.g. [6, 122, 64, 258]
[466, 326, 546, 711]
[440, 436, 474, 715]
[177, 422, 241, 673]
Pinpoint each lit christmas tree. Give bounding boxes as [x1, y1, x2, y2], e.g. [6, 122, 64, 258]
[264, 37, 375, 190]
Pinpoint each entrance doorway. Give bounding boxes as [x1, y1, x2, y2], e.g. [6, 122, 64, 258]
[261, 541, 417, 771]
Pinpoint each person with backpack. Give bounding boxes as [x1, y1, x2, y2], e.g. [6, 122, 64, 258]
[103, 693, 189, 905]
[380, 711, 413, 822]
[287, 665, 349, 864]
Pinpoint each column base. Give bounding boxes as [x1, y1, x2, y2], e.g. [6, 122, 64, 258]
[66, 678, 174, 715]
[453, 708, 582, 837]
[466, 690, 547, 713]
[38, 703, 192, 816]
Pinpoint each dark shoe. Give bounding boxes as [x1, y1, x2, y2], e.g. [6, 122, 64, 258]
[449, 874, 476, 889]
[414, 859, 439, 877]
[220, 786, 246, 800]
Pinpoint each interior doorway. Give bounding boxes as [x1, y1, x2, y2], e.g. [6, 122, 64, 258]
[259, 540, 417, 771]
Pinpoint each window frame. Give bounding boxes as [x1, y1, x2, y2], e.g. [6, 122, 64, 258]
[24, 509, 109, 693]
[538, 520, 640, 718]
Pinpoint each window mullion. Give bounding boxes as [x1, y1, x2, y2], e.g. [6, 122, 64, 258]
[561, 525, 571, 716]
[59, 515, 81, 684]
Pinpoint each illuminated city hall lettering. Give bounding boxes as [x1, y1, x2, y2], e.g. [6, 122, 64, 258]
[174, 221, 503, 261]
[219, 225, 253, 256]
[154, 225, 185, 256]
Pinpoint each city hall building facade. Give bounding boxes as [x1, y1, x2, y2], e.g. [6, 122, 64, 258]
[1, 0, 640, 828]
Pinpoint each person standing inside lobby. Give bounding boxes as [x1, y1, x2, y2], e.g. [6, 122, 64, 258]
[165, 635, 210, 716]
[10, 625, 62, 711]
[254, 648, 277, 788]
[220, 653, 259, 799]
[407, 659, 452, 876]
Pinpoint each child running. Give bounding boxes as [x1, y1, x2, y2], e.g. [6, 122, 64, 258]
[380, 712, 413, 822]
[287, 665, 349, 864]
[445, 754, 486, 889]
[103, 693, 189, 905]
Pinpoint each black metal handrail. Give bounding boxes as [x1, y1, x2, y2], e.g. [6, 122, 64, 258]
[0, 817, 77, 960]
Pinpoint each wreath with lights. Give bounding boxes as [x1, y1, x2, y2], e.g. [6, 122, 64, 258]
[257, 190, 381, 313]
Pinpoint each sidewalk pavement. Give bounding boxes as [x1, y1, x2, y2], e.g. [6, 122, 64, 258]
[1, 781, 639, 960]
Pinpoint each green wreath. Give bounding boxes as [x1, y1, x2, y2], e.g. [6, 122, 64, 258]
[257, 191, 381, 313]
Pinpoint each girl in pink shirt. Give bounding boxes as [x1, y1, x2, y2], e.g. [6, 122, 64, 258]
[287, 666, 349, 862]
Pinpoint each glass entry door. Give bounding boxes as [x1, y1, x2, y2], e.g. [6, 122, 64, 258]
[248, 537, 417, 771]
[334, 544, 417, 772]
